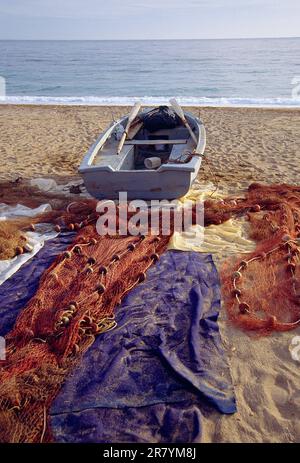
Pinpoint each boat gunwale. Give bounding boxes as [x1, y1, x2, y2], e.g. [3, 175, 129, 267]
[78, 109, 206, 174]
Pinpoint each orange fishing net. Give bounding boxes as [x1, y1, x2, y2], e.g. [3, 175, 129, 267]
[0, 178, 94, 260]
[0, 197, 99, 260]
[0, 207, 171, 443]
[204, 183, 300, 335]
[0, 222, 29, 260]
[0, 178, 84, 209]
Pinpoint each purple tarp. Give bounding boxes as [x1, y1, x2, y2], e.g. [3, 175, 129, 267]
[0, 232, 75, 337]
[50, 251, 236, 443]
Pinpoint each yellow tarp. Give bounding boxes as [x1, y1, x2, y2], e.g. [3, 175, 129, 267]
[168, 184, 255, 255]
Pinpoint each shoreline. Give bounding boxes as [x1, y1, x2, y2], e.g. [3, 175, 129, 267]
[1, 103, 300, 112]
[1, 99, 300, 110]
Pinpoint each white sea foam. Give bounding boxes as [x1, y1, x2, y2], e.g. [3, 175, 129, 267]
[0, 95, 300, 108]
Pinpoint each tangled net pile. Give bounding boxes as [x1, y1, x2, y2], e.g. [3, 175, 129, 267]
[0, 178, 91, 260]
[204, 183, 300, 335]
[0, 222, 28, 260]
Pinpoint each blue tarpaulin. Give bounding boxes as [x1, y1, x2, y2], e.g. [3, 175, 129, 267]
[50, 251, 236, 443]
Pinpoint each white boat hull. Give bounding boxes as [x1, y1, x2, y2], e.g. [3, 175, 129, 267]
[79, 108, 206, 200]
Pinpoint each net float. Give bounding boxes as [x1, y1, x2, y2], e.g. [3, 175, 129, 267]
[128, 243, 136, 251]
[96, 283, 106, 294]
[85, 266, 93, 274]
[99, 266, 108, 275]
[251, 204, 261, 212]
[23, 243, 33, 253]
[54, 225, 61, 233]
[15, 246, 24, 256]
[140, 234, 146, 240]
[68, 304, 77, 313]
[87, 257, 96, 265]
[69, 301, 78, 309]
[74, 223, 81, 231]
[151, 253, 159, 262]
[74, 245, 82, 254]
[68, 223, 75, 231]
[153, 236, 161, 243]
[112, 254, 120, 261]
[239, 302, 250, 314]
[232, 288, 242, 297]
[61, 316, 70, 325]
[29, 223, 35, 231]
[233, 271, 242, 280]
[90, 238, 97, 245]
[138, 272, 146, 282]
[239, 260, 248, 269]
[63, 311, 74, 318]
[64, 251, 72, 259]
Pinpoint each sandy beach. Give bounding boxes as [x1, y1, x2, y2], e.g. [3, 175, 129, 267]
[0, 104, 299, 443]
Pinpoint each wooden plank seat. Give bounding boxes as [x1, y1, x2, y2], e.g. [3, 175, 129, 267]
[124, 139, 188, 145]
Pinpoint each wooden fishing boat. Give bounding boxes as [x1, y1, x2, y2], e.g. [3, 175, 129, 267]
[79, 100, 206, 199]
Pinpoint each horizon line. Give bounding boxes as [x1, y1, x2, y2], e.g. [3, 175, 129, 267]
[0, 36, 299, 41]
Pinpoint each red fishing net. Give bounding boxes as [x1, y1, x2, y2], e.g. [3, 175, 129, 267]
[206, 183, 300, 335]
[0, 182, 299, 442]
[0, 206, 171, 443]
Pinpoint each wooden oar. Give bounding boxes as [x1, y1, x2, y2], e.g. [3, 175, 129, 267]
[117, 101, 142, 154]
[169, 98, 198, 145]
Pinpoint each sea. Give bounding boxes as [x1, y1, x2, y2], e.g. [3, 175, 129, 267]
[0, 38, 300, 107]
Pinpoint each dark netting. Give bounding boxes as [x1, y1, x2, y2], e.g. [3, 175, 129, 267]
[136, 106, 182, 132]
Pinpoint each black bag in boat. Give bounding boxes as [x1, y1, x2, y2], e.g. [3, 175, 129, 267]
[138, 106, 181, 132]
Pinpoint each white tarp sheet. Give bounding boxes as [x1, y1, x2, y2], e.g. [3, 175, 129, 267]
[0, 203, 57, 286]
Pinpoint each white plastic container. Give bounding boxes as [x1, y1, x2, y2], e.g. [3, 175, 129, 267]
[144, 157, 162, 170]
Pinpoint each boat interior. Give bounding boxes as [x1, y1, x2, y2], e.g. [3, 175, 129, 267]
[92, 124, 196, 172]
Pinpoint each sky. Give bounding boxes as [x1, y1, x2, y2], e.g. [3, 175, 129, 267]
[0, 0, 299, 40]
